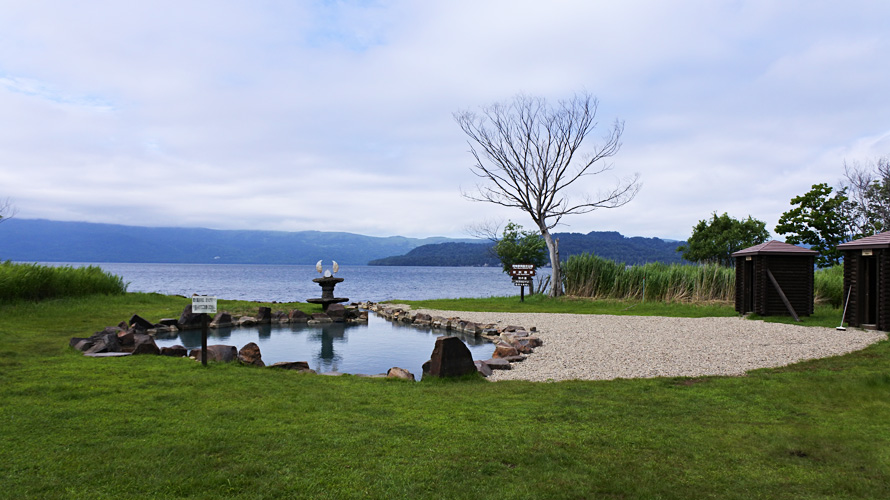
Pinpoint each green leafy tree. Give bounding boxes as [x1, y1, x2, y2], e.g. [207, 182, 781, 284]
[678, 212, 769, 266]
[494, 222, 548, 274]
[775, 183, 851, 267]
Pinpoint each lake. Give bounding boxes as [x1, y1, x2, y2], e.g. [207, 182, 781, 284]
[43, 262, 548, 302]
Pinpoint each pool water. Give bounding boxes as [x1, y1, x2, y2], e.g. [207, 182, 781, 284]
[153, 312, 493, 376]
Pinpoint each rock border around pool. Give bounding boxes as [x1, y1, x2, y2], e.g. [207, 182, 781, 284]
[359, 302, 545, 377]
[69, 302, 544, 380]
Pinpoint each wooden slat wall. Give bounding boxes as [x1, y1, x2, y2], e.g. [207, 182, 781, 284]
[875, 249, 890, 331]
[843, 250, 859, 327]
[753, 255, 814, 317]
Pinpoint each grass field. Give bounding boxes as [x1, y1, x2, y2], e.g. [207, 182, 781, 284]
[2, 292, 889, 499]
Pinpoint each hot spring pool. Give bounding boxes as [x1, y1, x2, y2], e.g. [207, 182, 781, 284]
[152, 312, 493, 376]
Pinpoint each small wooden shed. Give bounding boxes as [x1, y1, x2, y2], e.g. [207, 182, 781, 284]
[732, 240, 817, 319]
[837, 232, 890, 330]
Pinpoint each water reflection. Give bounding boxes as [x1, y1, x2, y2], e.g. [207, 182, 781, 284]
[153, 313, 494, 376]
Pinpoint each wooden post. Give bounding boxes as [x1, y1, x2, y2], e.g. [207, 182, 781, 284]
[766, 268, 800, 322]
[201, 313, 208, 366]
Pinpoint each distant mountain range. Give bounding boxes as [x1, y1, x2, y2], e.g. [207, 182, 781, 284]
[0, 219, 470, 265]
[370, 231, 688, 266]
[0, 219, 687, 266]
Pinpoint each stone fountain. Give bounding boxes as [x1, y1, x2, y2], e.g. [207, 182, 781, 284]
[307, 260, 349, 312]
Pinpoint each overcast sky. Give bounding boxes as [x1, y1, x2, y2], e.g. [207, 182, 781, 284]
[1, 1, 888, 241]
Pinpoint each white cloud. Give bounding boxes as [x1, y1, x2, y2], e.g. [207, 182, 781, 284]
[1, 0, 889, 240]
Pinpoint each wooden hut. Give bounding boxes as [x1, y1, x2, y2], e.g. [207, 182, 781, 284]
[837, 232, 890, 330]
[732, 241, 817, 319]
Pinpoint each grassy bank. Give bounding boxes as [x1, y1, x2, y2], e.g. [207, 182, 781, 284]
[2, 293, 889, 498]
[0, 261, 128, 302]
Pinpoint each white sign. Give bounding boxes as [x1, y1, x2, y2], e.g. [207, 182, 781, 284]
[192, 296, 218, 314]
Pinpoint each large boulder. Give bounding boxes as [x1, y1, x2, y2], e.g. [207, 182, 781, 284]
[425, 336, 476, 378]
[386, 367, 415, 381]
[129, 314, 154, 331]
[269, 361, 316, 374]
[209, 311, 233, 329]
[492, 343, 520, 359]
[474, 360, 493, 377]
[132, 334, 161, 355]
[238, 342, 265, 367]
[289, 310, 310, 323]
[178, 305, 205, 330]
[256, 307, 273, 324]
[84, 332, 121, 355]
[326, 304, 347, 323]
[190, 345, 238, 363]
[160, 345, 188, 357]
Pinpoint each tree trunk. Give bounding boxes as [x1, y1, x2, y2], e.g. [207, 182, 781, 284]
[541, 229, 563, 297]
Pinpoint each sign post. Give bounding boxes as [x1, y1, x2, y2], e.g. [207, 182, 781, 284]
[192, 296, 217, 366]
[510, 264, 536, 302]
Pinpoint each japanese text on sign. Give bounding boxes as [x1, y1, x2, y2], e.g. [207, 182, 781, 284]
[192, 296, 218, 314]
[510, 264, 536, 277]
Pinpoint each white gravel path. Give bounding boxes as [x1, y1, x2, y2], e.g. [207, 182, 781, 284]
[413, 309, 887, 382]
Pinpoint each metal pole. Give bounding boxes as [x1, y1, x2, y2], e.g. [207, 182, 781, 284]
[520, 285, 525, 302]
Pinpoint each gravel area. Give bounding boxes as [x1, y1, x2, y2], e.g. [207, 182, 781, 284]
[414, 309, 887, 382]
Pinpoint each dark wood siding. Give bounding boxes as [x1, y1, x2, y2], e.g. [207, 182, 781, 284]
[736, 254, 814, 317]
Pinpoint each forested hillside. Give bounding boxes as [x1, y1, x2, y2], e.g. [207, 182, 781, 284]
[369, 231, 686, 266]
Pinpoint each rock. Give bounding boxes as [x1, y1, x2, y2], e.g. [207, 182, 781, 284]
[238, 342, 265, 367]
[71, 338, 94, 352]
[289, 310, 310, 323]
[309, 313, 332, 324]
[492, 343, 520, 358]
[84, 332, 121, 355]
[484, 358, 512, 370]
[161, 345, 188, 357]
[474, 360, 493, 377]
[158, 318, 179, 327]
[209, 311, 233, 329]
[326, 304, 347, 323]
[386, 367, 415, 381]
[431, 316, 449, 329]
[502, 355, 527, 363]
[129, 314, 154, 331]
[256, 307, 273, 324]
[236, 316, 257, 327]
[116, 329, 135, 347]
[272, 311, 290, 323]
[413, 313, 432, 326]
[269, 361, 316, 373]
[178, 305, 205, 330]
[189, 345, 237, 363]
[425, 336, 476, 378]
[132, 334, 160, 355]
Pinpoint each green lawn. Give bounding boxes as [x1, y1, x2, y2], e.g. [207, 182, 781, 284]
[2, 293, 889, 499]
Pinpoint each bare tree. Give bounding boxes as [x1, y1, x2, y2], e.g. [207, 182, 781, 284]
[0, 198, 15, 224]
[455, 92, 640, 296]
[841, 157, 890, 236]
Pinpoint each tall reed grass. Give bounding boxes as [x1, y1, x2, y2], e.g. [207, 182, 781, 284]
[0, 261, 128, 302]
[563, 253, 735, 302]
[564, 254, 847, 306]
[814, 265, 844, 307]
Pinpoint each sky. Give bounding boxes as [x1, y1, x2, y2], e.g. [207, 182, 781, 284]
[1, 0, 889, 241]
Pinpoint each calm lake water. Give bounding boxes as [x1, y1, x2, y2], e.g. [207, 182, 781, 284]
[43, 262, 548, 302]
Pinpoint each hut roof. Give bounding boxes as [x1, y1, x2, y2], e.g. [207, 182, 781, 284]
[837, 231, 890, 250]
[731, 240, 817, 257]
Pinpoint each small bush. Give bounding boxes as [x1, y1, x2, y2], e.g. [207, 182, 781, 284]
[0, 261, 128, 302]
